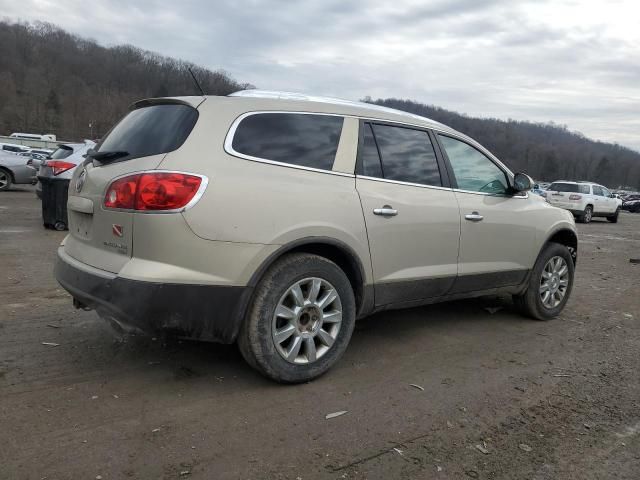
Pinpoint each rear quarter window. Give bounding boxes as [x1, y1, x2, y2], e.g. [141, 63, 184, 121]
[230, 113, 344, 171]
[97, 104, 198, 161]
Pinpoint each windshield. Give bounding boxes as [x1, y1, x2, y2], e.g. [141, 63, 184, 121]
[97, 104, 198, 162]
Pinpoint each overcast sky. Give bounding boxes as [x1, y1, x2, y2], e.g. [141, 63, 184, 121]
[4, 0, 640, 151]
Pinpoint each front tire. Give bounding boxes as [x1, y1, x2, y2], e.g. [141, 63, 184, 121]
[513, 242, 575, 321]
[606, 208, 620, 223]
[238, 253, 356, 383]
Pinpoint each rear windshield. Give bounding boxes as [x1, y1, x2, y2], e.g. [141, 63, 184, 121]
[549, 182, 589, 193]
[50, 147, 73, 160]
[97, 104, 198, 161]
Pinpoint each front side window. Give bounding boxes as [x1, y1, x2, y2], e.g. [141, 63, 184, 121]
[371, 124, 441, 186]
[438, 135, 508, 194]
[601, 187, 611, 197]
[592, 185, 604, 196]
[231, 113, 344, 171]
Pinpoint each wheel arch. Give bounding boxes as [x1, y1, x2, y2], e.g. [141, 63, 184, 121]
[247, 237, 371, 316]
[543, 228, 578, 266]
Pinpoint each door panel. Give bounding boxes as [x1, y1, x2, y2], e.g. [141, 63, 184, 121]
[453, 192, 535, 287]
[357, 178, 460, 305]
[436, 133, 535, 293]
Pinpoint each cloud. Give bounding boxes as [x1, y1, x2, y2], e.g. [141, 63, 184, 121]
[2, 0, 639, 151]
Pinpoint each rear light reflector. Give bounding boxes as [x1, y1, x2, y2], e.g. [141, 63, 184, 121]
[47, 161, 76, 176]
[569, 194, 582, 200]
[104, 171, 205, 211]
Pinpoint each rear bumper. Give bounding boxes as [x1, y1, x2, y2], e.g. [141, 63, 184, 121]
[55, 247, 251, 343]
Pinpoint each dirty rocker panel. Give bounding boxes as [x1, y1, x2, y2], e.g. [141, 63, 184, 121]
[55, 251, 251, 343]
[374, 269, 530, 308]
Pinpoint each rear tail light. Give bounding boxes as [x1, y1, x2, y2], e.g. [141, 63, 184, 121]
[569, 194, 582, 200]
[104, 171, 206, 211]
[47, 161, 76, 176]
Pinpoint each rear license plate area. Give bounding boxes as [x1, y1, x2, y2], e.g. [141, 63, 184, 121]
[69, 211, 93, 240]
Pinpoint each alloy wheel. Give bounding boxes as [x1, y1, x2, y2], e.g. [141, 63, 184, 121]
[272, 277, 343, 364]
[539, 256, 570, 309]
[0, 171, 8, 188]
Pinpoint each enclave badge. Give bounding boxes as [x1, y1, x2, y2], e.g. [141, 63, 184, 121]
[75, 168, 87, 193]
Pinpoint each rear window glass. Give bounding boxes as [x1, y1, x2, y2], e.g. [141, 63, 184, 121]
[549, 182, 588, 193]
[97, 104, 198, 160]
[50, 147, 73, 160]
[231, 113, 344, 171]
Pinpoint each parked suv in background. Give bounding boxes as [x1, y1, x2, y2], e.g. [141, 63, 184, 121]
[546, 181, 622, 223]
[55, 91, 578, 383]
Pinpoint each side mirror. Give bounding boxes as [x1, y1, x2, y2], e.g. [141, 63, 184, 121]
[512, 172, 533, 192]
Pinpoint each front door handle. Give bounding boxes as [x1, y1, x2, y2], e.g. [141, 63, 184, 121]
[373, 205, 398, 217]
[465, 211, 484, 222]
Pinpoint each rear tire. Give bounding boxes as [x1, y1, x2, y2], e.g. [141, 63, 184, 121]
[0, 168, 12, 191]
[606, 208, 620, 223]
[238, 253, 356, 383]
[513, 242, 575, 321]
[577, 205, 593, 223]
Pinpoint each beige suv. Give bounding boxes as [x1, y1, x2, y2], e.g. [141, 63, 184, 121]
[55, 91, 578, 382]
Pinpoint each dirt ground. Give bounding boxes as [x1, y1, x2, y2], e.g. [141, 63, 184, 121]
[1, 185, 639, 480]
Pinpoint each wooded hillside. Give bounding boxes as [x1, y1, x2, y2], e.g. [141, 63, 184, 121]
[369, 98, 640, 189]
[1, 20, 637, 188]
[0, 21, 248, 141]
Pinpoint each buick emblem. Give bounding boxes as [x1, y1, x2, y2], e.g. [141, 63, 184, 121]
[112, 224, 124, 237]
[76, 168, 87, 193]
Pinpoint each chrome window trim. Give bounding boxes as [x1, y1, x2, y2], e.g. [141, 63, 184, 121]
[100, 169, 209, 214]
[356, 175, 452, 192]
[356, 175, 528, 198]
[453, 188, 529, 199]
[224, 111, 354, 178]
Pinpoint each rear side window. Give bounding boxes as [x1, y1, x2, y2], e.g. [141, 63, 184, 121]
[359, 123, 383, 178]
[231, 113, 343, 171]
[97, 104, 198, 160]
[366, 124, 442, 186]
[549, 182, 581, 193]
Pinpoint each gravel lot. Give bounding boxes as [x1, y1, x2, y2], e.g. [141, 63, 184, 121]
[1, 186, 639, 480]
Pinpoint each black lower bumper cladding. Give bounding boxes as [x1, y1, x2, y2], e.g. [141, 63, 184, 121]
[55, 254, 251, 343]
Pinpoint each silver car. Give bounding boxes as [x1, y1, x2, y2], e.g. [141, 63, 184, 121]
[36, 141, 95, 199]
[0, 151, 37, 191]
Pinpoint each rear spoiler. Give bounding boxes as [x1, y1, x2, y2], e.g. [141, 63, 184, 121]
[130, 96, 206, 110]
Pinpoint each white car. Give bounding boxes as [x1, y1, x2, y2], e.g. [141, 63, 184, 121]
[546, 181, 622, 223]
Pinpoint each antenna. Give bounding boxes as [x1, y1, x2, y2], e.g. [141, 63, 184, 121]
[188, 67, 205, 96]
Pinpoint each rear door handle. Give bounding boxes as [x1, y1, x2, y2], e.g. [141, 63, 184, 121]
[465, 212, 484, 222]
[373, 206, 398, 217]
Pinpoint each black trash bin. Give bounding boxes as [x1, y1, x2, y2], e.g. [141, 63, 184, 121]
[40, 177, 70, 231]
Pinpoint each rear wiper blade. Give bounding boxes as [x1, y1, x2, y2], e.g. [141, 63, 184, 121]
[90, 150, 129, 163]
